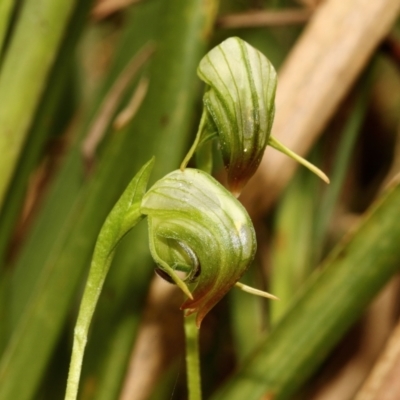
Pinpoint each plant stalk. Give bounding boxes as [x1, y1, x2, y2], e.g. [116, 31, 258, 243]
[184, 313, 202, 400]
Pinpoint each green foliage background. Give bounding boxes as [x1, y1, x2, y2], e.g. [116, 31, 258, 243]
[0, 0, 399, 399]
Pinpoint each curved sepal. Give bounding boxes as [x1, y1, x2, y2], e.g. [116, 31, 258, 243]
[141, 168, 257, 326]
[197, 37, 277, 196]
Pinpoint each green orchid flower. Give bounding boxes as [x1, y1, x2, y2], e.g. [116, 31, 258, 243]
[141, 167, 257, 326]
[182, 37, 328, 196]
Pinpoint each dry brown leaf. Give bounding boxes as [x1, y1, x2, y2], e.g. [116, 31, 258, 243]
[217, 9, 312, 29]
[355, 291, 400, 400]
[92, 0, 142, 20]
[119, 277, 184, 400]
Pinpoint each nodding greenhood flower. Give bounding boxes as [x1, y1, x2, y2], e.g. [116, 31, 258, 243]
[181, 36, 277, 196]
[181, 37, 329, 196]
[141, 168, 256, 327]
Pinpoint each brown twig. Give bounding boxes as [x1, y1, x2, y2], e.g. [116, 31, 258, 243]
[239, 0, 400, 218]
[119, 277, 184, 400]
[309, 277, 400, 400]
[354, 302, 400, 400]
[295, 0, 322, 8]
[81, 42, 155, 164]
[91, 0, 142, 20]
[113, 76, 149, 130]
[217, 9, 312, 29]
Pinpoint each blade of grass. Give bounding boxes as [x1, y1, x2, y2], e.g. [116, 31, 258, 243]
[212, 177, 400, 400]
[269, 165, 318, 324]
[0, 0, 81, 210]
[229, 268, 265, 363]
[0, 270, 10, 355]
[0, 0, 13, 55]
[313, 68, 375, 264]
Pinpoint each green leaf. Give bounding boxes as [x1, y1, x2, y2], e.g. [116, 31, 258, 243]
[269, 165, 318, 324]
[0, 0, 13, 55]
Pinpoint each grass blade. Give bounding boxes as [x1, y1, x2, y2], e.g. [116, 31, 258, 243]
[0, 0, 13, 55]
[0, 0, 79, 209]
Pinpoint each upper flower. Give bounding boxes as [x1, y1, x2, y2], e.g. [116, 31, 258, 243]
[197, 37, 277, 196]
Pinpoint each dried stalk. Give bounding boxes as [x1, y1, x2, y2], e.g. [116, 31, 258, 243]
[309, 277, 400, 400]
[217, 9, 312, 29]
[81, 43, 155, 163]
[355, 308, 400, 400]
[119, 278, 184, 400]
[113, 76, 149, 130]
[92, 0, 142, 20]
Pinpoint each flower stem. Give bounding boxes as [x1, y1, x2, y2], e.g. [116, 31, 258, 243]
[180, 110, 208, 170]
[184, 313, 202, 400]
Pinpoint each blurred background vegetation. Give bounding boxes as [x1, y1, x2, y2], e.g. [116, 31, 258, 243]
[0, 0, 400, 399]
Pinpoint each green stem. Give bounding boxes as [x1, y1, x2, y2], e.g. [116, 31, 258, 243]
[65, 209, 142, 400]
[65, 250, 116, 400]
[65, 206, 143, 400]
[64, 159, 153, 400]
[184, 313, 202, 400]
[180, 110, 208, 170]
